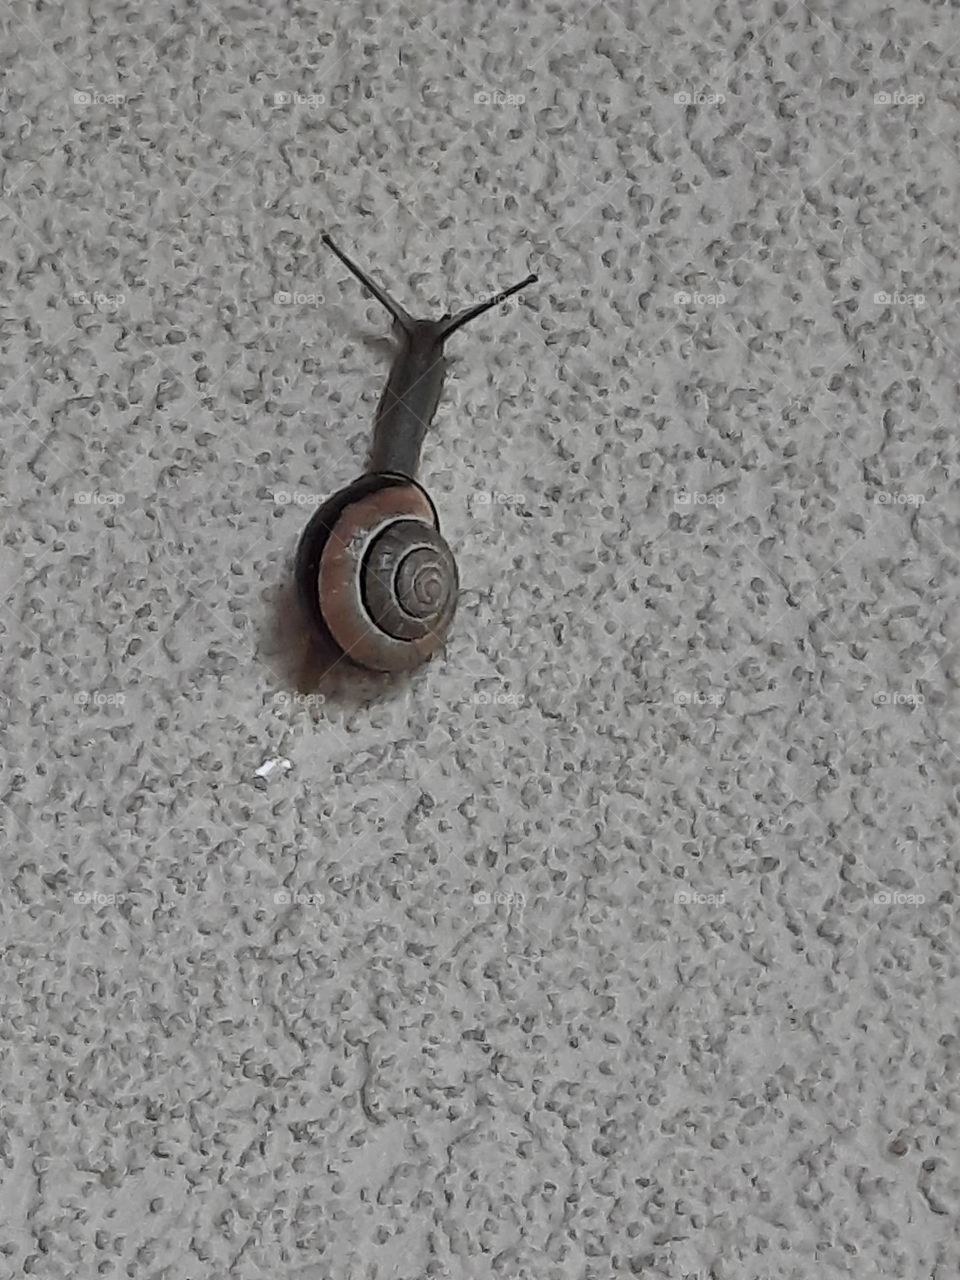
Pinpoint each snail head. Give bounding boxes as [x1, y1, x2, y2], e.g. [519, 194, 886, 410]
[321, 233, 537, 351]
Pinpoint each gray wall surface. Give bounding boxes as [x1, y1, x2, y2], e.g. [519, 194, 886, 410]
[1, 1, 958, 1277]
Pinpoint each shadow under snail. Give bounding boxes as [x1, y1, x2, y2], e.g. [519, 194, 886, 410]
[294, 234, 538, 674]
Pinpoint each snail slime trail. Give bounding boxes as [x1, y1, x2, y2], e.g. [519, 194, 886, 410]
[293, 235, 538, 674]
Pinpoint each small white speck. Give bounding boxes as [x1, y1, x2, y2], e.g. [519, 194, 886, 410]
[255, 756, 292, 780]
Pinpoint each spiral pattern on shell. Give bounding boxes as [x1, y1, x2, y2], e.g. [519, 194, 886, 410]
[363, 520, 458, 642]
[296, 475, 459, 672]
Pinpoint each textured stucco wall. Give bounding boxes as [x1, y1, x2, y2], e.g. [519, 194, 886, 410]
[1, 1, 959, 1277]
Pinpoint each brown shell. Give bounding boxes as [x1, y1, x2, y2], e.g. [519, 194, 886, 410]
[317, 483, 458, 672]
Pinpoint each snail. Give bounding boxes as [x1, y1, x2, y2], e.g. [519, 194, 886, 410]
[294, 234, 537, 673]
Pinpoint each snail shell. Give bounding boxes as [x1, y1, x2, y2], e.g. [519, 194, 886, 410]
[295, 473, 459, 673]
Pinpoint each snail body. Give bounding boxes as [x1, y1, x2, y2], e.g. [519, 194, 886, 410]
[294, 235, 537, 674]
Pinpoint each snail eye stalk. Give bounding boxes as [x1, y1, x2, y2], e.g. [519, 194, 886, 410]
[322, 233, 414, 334]
[437, 273, 539, 342]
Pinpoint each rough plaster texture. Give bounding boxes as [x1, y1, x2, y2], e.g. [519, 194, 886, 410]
[1, 1, 959, 1277]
